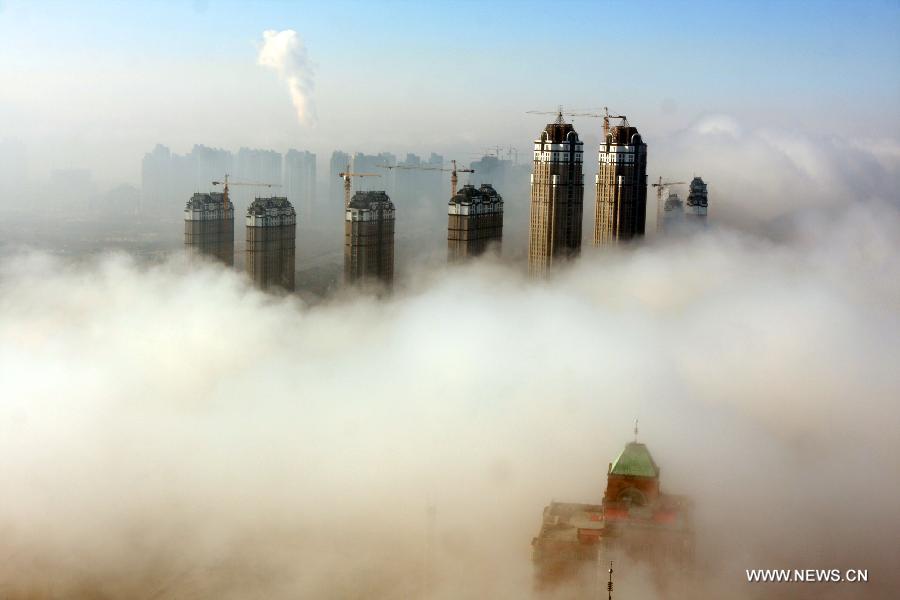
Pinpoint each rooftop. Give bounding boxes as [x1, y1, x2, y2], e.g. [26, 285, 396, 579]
[349, 190, 394, 210]
[610, 442, 660, 478]
[449, 183, 502, 205]
[540, 114, 580, 143]
[608, 125, 642, 145]
[185, 192, 231, 210]
[247, 196, 295, 216]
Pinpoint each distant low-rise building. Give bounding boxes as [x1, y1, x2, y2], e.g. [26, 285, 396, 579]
[246, 196, 296, 291]
[184, 192, 234, 266]
[447, 183, 503, 261]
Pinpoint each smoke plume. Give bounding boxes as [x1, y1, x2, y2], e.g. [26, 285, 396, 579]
[257, 29, 316, 127]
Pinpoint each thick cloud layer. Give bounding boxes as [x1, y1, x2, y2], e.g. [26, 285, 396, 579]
[1, 200, 899, 598]
[651, 115, 900, 229]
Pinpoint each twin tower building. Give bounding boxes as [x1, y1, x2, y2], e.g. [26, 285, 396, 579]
[185, 192, 298, 290]
[184, 112, 651, 290]
[528, 112, 648, 277]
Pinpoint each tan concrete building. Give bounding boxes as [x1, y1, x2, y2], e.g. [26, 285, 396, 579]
[594, 123, 648, 245]
[245, 196, 296, 291]
[344, 190, 395, 287]
[528, 114, 584, 277]
[447, 183, 503, 261]
[184, 192, 234, 266]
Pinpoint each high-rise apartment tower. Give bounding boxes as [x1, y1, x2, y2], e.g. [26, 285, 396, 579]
[283, 149, 316, 223]
[528, 114, 584, 276]
[184, 192, 234, 265]
[344, 190, 395, 287]
[594, 122, 648, 244]
[660, 191, 684, 233]
[448, 183, 503, 261]
[246, 196, 296, 291]
[686, 177, 708, 220]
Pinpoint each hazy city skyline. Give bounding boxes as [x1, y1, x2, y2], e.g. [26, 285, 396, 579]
[1, 0, 898, 187]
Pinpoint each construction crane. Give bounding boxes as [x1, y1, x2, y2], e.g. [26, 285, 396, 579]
[651, 176, 687, 232]
[377, 159, 474, 197]
[337, 165, 381, 209]
[526, 106, 628, 137]
[211, 174, 280, 210]
[600, 106, 628, 138]
[526, 105, 605, 124]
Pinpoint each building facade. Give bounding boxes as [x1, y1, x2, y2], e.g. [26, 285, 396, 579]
[685, 177, 708, 220]
[283, 149, 317, 223]
[528, 115, 584, 277]
[344, 190, 395, 287]
[184, 192, 234, 265]
[246, 196, 296, 291]
[329, 151, 351, 208]
[594, 124, 648, 245]
[447, 183, 503, 261]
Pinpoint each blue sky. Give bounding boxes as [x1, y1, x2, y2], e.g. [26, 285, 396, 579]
[1, 0, 898, 182]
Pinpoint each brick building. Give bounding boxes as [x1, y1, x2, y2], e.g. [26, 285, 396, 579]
[532, 433, 693, 591]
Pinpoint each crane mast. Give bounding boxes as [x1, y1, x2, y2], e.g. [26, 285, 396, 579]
[211, 174, 280, 211]
[338, 165, 381, 209]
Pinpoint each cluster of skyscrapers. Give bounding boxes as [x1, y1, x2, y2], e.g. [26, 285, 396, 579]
[181, 109, 709, 292]
[660, 177, 710, 232]
[143, 145, 316, 220]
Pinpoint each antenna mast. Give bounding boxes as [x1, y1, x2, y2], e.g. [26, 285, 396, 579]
[607, 561, 614, 600]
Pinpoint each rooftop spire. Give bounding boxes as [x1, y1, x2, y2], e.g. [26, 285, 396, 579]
[607, 561, 614, 600]
[633, 418, 639, 442]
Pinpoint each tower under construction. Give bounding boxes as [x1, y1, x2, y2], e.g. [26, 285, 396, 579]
[685, 176, 709, 220]
[528, 114, 584, 277]
[245, 196, 296, 291]
[184, 192, 234, 265]
[660, 191, 684, 233]
[448, 183, 503, 261]
[594, 121, 648, 245]
[344, 190, 395, 287]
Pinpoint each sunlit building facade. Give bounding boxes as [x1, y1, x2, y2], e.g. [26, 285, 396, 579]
[528, 115, 584, 277]
[594, 124, 648, 245]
